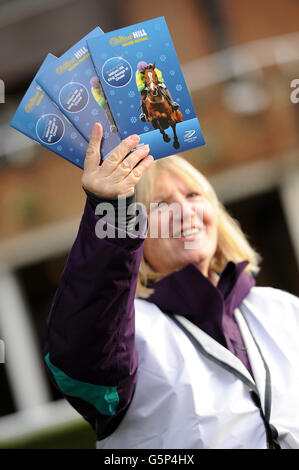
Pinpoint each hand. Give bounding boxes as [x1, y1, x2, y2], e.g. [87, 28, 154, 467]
[81, 123, 154, 198]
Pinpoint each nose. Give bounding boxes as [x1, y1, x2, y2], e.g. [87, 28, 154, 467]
[169, 199, 196, 231]
[180, 199, 204, 230]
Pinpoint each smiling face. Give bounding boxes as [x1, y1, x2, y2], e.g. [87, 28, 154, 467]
[143, 170, 218, 277]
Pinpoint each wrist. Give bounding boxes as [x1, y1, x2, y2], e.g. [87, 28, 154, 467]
[82, 186, 137, 232]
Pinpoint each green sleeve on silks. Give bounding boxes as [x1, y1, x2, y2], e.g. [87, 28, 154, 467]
[91, 87, 106, 107]
[155, 68, 164, 84]
[44, 353, 119, 416]
[136, 70, 146, 92]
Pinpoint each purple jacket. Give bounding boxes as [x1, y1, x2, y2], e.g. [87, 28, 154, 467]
[44, 200, 255, 440]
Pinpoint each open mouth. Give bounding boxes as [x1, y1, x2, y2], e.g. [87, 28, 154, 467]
[182, 227, 200, 237]
[175, 226, 202, 239]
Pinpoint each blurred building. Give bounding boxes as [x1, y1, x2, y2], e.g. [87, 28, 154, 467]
[0, 0, 298, 448]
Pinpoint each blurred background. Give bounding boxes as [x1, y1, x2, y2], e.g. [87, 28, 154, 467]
[0, 0, 298, 449]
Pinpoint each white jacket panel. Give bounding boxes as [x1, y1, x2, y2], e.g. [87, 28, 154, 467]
[97, 287, 299, 449]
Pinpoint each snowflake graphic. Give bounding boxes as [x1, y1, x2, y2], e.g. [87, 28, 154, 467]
[104, 131, 109, 139]
[169, 70, 175, 76]
[130, 116, 137, 124]
[91, 108, 99, 116]
[130, 104, 134, 109]
[74, 116, 80, 122]
[69, 148, 74, 152]
[165, 42, 169, 47]
[71, 132, 77, 139]
[80, 143, 84, 147]
[136, 52, 143, 59]
[123, 130, 128, 135]
[128, 91, 135, 98]
[176, 84, 183, 92]
[185, 108, 191, 115]
[57, 145, 62, 151]
[144, 126, 149, 132]
[86, 122, 90, 126]
[159, 55, 166, 62]
[119, 100, 123, 105]
[85, 69, 92, 76]
[110, 90, 115, 96]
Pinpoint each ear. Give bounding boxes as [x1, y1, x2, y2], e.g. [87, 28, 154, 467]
[153, 62, 156, 69]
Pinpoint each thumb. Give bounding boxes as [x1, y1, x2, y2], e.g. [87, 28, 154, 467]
[84, 123, 103, 172]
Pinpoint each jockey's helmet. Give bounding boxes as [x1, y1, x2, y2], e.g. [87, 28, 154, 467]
[90, 76, 100, 87]
[137, 61, 148, 73]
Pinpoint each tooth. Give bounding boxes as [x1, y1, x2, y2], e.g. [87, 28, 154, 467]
[182, 227, 199, 237]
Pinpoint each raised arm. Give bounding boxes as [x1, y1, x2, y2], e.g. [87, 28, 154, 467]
[44, 123, 154, 440]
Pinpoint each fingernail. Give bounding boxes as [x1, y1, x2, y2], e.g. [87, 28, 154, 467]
[140, 144, 150, 152]
[92, 123, 100, 137]
[127, 134, 139, 143]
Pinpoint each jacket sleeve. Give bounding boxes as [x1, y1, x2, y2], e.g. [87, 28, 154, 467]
[155, 68, 164, 84]
[44, 199, 147, 440]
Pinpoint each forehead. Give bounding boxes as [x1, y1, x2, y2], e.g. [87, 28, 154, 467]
[153, 170, 199, 199]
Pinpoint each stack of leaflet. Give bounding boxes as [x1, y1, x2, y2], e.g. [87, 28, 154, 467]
[10, 17, 205, 169]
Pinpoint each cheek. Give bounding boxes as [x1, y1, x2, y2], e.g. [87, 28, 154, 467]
[144, 237, 161, 263]
[143, 237, 174, 272]
[201, 200, 217, 228]
[144, 236, 171, 256]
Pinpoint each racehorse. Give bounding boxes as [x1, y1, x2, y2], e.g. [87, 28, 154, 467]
[141, 63, 183, 149]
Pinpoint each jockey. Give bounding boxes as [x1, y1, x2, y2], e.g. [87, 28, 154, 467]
[90, 76, 106, 107]
[135, 61, 179, 122]
[90, 77, 117, 133]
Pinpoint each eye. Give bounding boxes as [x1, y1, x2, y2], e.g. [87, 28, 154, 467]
[187, 192, 201, 198]
[156, 201, 168, 208]
[151, 200, 167, 211]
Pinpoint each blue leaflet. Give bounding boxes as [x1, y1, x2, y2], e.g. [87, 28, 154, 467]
[87, 17, 205, 159]
[10, 53, 88, 169]
[36, 27, 121, 159]
[11, 18, 205, 168]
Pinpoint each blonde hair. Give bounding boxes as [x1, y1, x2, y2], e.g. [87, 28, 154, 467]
[135, 155, 261, 298]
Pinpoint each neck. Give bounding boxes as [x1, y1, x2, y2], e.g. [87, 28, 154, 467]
[193, 260, 219, 287]
[208, 270, 219, 287]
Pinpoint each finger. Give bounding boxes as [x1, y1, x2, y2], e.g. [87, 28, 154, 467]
[101, 134, 140, 175]
[114, 144, 150, 179]
[84, 123, 103, 172]
[124, 155, 154, 186]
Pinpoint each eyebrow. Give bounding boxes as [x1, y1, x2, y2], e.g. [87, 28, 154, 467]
[154, 187, 202, 200]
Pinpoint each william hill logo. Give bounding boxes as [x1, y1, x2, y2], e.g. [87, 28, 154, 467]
[56, 46, 89, 74]
[109, 29, 148, 46]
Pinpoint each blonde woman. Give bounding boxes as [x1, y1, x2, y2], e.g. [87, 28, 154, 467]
[45, 123, 299, 449]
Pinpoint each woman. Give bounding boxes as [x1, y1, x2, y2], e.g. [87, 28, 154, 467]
[45, 123, 299, 449]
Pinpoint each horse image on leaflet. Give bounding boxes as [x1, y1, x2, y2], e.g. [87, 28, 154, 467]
[136, 61, 183, 149]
